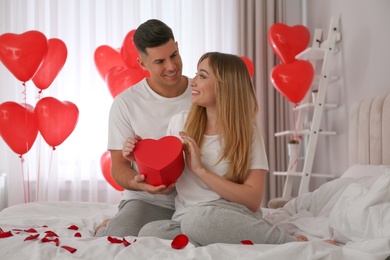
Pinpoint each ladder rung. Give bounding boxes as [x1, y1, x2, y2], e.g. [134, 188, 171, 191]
[274, 130, 336, 137]
[273, 171, 336, 178]
[296, 47, 325, 60]
[293, 103, 337, 110]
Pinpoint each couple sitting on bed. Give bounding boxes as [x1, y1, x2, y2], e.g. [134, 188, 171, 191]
[95, 19, 326, 246]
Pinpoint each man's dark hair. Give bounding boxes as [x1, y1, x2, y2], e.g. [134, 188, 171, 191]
[133, 19, 175, 55]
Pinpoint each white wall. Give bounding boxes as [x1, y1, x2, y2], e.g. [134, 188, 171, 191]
[292, 0, 390, 190]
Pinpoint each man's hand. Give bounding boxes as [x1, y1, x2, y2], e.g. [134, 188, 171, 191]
[131, 174, 176, 194]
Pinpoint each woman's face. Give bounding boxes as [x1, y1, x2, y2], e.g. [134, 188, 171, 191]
[190, 57, 216, 108]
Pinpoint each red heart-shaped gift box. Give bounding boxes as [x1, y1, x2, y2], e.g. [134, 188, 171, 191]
[134, 136, 184, 186]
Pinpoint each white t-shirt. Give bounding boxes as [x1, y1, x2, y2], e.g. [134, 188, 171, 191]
[166, 111, 269, 221]
[108, 78, 192, 209]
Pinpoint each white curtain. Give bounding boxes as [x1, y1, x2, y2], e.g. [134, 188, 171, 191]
[0, 0, 240, 206]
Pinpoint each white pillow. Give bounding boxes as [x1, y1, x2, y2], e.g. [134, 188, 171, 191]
[340, 164, 386, 179]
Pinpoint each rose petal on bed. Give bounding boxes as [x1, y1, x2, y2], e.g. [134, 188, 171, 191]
[241, 240, 254, 245]
[74, 232, 82, 237]
[42, 236, 60, 246]
[108, 236, 123, 244]
[171, 234, 189, 249]
[68, 225, 79, 230]
[44, 231, 59, 237]
[42, 225, 48, 228]
[24, 228, 38, 233]
[0, 231, 13, 238]
[61, 245, 77, 253]
[24, 234, 40, 241]
[122, 238, 131, 247]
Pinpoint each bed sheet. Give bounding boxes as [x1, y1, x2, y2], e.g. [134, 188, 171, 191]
[1, 166, 390, 260]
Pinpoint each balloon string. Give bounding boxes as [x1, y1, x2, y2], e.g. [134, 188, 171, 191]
[292, 104, 299, 141]
[22, 82, 27, 105]
[35, 86, 43, 201]
[36, 135, 42, 202]
[20, 155, 27, 203]
[27, 157, 30, 203]
[46, 148, 55, 200]
[37, 89, 42, 101]
[288, 146, 300, 171]
[288, 107, 299, 171]
[21, 82, 30, 202]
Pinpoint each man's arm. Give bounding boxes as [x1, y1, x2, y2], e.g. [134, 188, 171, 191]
[110, 150, 176, 194]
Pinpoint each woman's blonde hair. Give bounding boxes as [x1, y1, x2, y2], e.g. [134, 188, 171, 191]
[184, 52, 259, 184]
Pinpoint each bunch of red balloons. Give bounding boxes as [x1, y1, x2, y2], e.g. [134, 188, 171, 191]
[94, 30, 150, 98]
[268, 23, 314, 104]
[0, 30, 79, 156]
[94, 29, 256, 99]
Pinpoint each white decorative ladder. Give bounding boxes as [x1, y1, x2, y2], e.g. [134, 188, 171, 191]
[274, 16, 342, 197]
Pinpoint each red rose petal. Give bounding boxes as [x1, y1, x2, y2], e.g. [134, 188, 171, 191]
[68, 225, 79, 231]
[74, 232, 82, 237]
[24, 228, 37, 233]
[0, 231, 13, 238]
[42, 236, 60, 246]
[241, 240, 254, 245]
[24, 234, 40, 241]
[123, 238, 131, 247]
[61, 245, 77, 253]
[42, 225, 48, 228]
[44, 231, 59, 237]
[171, 234, 189, 250]
[107, 236, 123, 244]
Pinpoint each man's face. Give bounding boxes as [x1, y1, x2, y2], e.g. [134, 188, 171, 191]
[137, 39, 183, 89]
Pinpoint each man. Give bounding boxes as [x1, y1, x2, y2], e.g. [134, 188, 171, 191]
[95, 19, 191, 237]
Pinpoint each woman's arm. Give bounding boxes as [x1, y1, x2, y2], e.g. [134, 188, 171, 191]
[194, 167, 266, 212]
[180, 131, 266, 212]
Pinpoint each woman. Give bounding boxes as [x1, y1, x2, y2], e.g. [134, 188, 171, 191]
[124, 52, 307, 246]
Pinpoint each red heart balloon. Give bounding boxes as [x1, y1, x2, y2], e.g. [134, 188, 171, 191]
[100, 151, 124, 191]
[0, 30, 48, 82]
[35, 97, 79, 148]
[0, 102, 38, 155]
[105, 66, 149, 98]
[121, 30, 139, 69]
[94, 45, 127, 80]
[240, 56, 254, 78]
[271, 60, 314, 104]
[134, 136, 184, 187]
[268, 23, 310, 64]
[32, 38, 67, 90]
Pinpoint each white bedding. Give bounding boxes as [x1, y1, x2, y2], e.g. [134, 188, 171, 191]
[1, 165, 390, 260]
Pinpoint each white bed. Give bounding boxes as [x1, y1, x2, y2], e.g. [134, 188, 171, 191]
[1, 93, 390, 260]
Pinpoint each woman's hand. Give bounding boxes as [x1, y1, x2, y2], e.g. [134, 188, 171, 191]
[179, 131, 205, 175]
[122, 134, 142, 161]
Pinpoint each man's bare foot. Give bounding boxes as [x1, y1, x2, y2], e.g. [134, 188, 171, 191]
[95, 218, 110, 234]
[295, 235, 308, 242]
